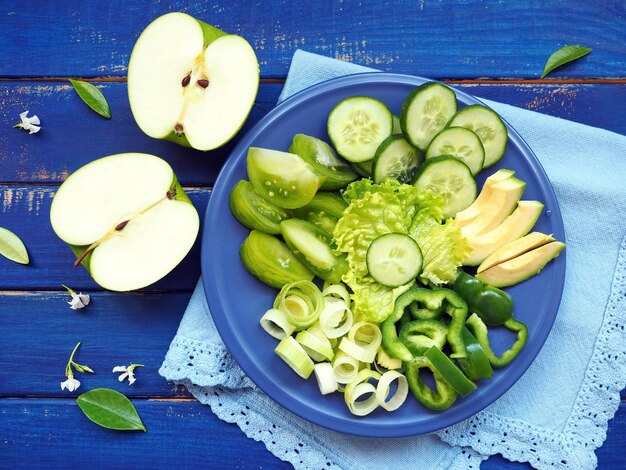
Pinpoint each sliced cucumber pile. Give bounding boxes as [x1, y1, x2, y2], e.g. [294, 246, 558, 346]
[401, 82, 457, 151]
[412, 156, 477, 218]
[372, 134, 422, 184]
[448, 105, 508, 168]
[328, 96, 393, 162]
[366, 233, 423, 287]
[426, 127, 485, 175]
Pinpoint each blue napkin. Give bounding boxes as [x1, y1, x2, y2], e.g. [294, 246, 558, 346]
[161, 50, 626, 469]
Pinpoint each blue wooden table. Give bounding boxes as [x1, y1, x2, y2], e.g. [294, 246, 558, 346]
[1, 1, 625, 468]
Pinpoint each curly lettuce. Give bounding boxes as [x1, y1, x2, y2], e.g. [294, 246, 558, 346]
[333, 178, 469, 322]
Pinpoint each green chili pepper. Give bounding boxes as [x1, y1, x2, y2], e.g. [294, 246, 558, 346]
[382, 287, 468, 361]
[405, 356, 458, 410]
[456, 327, 494, 381]
[399, 319, 448, 356]
[465, 313, 528, 368]
[453, 270, 513, 325]
[423, 346, 477, 397]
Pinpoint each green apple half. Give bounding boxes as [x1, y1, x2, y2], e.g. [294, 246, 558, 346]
[50, 153, 199, 291]
[128, 12, 260, 151]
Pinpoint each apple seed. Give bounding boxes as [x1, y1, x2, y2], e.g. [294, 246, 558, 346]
[181, 72, 191, 87]
[115, 220, 129, 231]
[197, 79, 209, 88]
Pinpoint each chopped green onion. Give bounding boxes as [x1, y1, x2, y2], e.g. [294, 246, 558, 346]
[376, 370, 408, 411]
[319, 297, 353, 338]
[274, 280, 323, 330]
[332, 351, 360, 384]
[296, 329, 334, 362]
[260, 308, 295, 339]
[344, 369, 381, 416]
[314, 362, 338, 395]
[275, 336, 314, 379]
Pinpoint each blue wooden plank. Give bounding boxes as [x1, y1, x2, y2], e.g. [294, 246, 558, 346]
[0, 186, 208, 291]
[0, 292, 193, 397]
[1, 82, 625, 186]
[0, 1, 624, 79]
[1, 398, 625, 469]
[0, 82, 282, 186]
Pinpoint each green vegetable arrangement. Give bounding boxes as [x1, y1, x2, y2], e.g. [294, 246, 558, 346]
[228, 82, 561, 416]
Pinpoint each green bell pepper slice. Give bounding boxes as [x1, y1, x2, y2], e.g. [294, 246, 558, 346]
[453, 270, 514, 325]
[405, 356, 458, 410]
[456, 326, 494, 381]
[423, 345, 477, 397]
[465, 313, 528, 368]
[382, 287, 468, 361]
[399, 319, 448, 356]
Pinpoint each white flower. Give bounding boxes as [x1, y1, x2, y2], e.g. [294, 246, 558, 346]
[60, 375, 81, 392]
[15, 110, 41, 134]
[63, 285, 90, 310]
[113, 364, 144, 385]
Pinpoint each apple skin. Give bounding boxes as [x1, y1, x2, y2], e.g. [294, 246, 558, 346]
[128, 13, 260, 151]
[69, 175, 192, 273]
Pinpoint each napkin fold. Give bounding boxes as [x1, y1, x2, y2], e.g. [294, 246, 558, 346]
[161, 50, 626, 470]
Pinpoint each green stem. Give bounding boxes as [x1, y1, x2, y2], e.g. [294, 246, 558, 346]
[65, 342, 82, 376]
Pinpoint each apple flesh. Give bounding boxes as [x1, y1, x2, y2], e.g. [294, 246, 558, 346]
[50, 153, 199, 291]
[128, 12, 259, 151]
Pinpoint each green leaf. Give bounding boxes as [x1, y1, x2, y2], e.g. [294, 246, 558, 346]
[0, 227, 29, 264]
[540, 45, 592, 79]
[69, 79, 112, 119]
[77, 388, 146, 431]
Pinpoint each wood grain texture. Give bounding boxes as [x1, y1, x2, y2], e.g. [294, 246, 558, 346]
[1, 399, 625, 469]
[1, 82, 625, 187]
[1, 1, 625, 79]
[0, 292, 194, 397]
[0, 186, 208, 291]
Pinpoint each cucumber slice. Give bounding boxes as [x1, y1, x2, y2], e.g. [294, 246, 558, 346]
[392, 114, 402, 134]
[412, 156, 477, 218]
[448, 105, 508, 168]
[401, 82, 457, 151]
[425, 127, 485, 175]
[351, 159, 373, 177]
[372, 134, 423, 184]
[366, 233, 423, 287]
[328, 96, 393, 162]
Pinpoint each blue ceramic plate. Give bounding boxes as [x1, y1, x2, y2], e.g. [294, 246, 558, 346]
[202, 73, 566, 437]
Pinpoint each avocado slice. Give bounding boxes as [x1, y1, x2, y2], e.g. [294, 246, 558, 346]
[476, 241, 566, 287]
[461, 176, 526, 237]
[463, 200, 544, 266]
[477, 231, 555, 273]
[455, 169, 515, 227]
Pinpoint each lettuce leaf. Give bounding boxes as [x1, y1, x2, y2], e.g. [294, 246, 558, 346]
[408, 216, 471, 285]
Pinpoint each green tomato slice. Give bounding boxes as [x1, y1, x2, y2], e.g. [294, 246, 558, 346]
[247, 147, 322, 209]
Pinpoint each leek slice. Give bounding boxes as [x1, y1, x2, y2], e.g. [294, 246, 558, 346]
[322, 283, 351, 304]
[339, 322, 382, 363]
[332, 352, 360, 384]
[376, 370, 409, 411]
[376, 348, 403, 371]
[275, 336, 314, 379]
[319, 297, 353, 338]
[344, 369, 381, 416]
[260, 308, 295, 339]
[314, 362, 338, 395]
[296, 329, 334, 362]
[274, 280, 323, 330]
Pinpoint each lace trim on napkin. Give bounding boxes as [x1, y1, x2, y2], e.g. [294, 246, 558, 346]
[439, 235, 626, 470]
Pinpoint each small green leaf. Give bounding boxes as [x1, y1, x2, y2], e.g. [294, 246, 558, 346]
[69, 79, 112, 119]
[541, 45, 592, 79]
[77, 388, 146, 432]
[0, 227, 29, 264]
